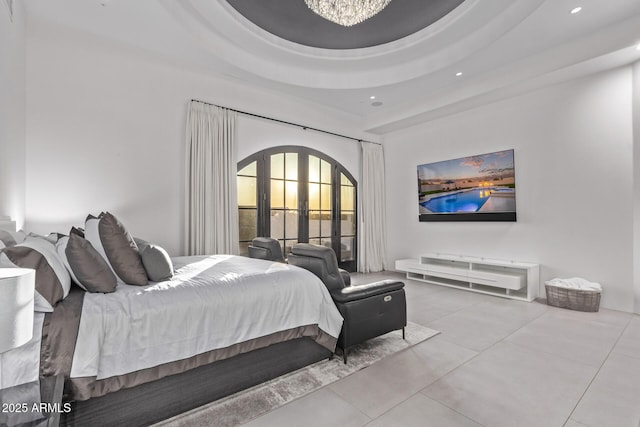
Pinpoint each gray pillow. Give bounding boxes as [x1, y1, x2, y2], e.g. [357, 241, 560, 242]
[85, 212, 148, 286]
[0, 230, 17, 247]
[135, 238, 174, 282]
[57, 231, 117, 293]
[0, 229, 25, 247]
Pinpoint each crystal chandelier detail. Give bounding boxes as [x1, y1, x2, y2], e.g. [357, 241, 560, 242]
[304, 0, 392, 27]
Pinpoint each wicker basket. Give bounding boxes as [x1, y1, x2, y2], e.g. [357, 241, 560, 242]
[545, 284, 601, 312]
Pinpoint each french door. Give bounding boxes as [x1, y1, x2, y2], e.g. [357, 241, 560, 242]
[237, 146, 357, 271]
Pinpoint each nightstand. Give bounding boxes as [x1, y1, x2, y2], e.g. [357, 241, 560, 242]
[0, 374, 65, 427]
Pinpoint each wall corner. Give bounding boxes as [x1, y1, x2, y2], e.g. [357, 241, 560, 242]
[633, 60, 640, 314]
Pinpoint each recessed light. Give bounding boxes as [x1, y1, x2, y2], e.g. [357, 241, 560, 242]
[371, 101, 383, 107]
[570, 6, 582, 14]
[456, 72, 463, 77]
[369, 96, 376, 100]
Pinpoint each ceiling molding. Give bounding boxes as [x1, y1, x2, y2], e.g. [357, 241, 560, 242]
[23, 0, 640, 134]
[159, 0, 545, 89]
[366, 13, 640, 134]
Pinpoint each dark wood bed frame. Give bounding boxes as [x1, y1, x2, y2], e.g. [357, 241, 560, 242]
[61, 337, 331, 426]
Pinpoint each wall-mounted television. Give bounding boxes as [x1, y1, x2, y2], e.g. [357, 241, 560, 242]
[417, 149, 516, 222]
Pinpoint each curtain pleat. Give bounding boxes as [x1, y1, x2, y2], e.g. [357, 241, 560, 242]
[184, 101, 239, 255]
[358, 142, 388, 273]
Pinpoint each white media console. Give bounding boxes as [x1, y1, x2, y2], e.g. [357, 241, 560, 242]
[395, 253, 540, 302]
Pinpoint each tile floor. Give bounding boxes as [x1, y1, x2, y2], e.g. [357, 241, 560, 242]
[243, 272, 640, 427]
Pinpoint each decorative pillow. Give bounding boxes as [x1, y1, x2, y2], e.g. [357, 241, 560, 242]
[56, 229, 117, 293]
[46, 232, 66, 243]
[27, 231, 65, 244]
[85, 212, 148, 286]
[134, 238, 174, 282]
[0, 230, 16, 247]
[0, 229, 26, 247]
[0, 238, 72, 312]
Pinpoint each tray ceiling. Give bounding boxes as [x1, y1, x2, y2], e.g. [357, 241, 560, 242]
[22, 0, 640, 134]
[225, 0, 466, 49]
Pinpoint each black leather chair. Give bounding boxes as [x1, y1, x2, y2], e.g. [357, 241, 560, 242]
[247, 237, 285, 262]
[288, 243, 406, 363]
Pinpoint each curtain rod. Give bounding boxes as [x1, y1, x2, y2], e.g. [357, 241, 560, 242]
[191, 99, 381, 146]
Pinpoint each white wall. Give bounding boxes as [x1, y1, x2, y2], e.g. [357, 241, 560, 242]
[633, 60, 640, 314]
[0, 1, 25, 228]
[237, 116, 359, 179]
[24, 21, 363, 255]
[23, 11, 638, 312]
[385, 67, 634, 312]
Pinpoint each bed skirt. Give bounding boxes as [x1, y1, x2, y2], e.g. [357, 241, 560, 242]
[61, 337, 331, 426]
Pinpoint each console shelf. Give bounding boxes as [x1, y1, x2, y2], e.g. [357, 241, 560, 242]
[395, 253, 540, 302]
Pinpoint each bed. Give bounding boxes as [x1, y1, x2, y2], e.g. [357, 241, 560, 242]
[18, 254, 343, 426]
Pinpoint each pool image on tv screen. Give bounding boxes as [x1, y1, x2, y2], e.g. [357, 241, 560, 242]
[417, 149, 516, 222]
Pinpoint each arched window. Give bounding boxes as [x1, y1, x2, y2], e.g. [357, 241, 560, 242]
[237, 146, 357, 271]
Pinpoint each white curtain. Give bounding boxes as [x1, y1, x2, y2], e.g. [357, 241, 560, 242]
[184, 101, 239, 255]
[359, 141, 388, 273]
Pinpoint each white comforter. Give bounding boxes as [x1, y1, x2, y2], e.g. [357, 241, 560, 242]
[70, 255, 343, 380]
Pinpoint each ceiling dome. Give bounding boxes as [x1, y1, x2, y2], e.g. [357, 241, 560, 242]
[225, 0, 466, 49]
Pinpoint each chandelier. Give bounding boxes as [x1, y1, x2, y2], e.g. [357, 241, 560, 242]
[304, 0, 392, 27]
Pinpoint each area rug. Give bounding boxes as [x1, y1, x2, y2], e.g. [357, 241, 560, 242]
[155, 322, 439, 427]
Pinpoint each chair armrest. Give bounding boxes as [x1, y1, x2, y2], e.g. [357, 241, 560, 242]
[338, 269, 351, 287]
[248, 246, 270, 260]
[330, 280, 404, 303]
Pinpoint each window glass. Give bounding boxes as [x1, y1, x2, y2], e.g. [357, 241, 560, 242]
[340, 172, 350, 186]
[271, 153, 284, 179]
[285, 181, 298, 209]
[341, 186, 355, 211]
[285, 153, 298, 180]
[270, 211, 284, 239]
[340, 237, 355, 261]
[271, 180, 284, 208]
[309, 213, 320, 238]
[238, 209, 257, 241]
[320, 160, 331, 183]
[341, 212, 356, 235]
[239, 241, 250, 256]
[320, 212, 332, 238]
[321, 184, 331, 210]
[285, 211, 298, 239]
[283, 240, 297, 257]
[308, 183, 320, 210]
[237, 176, 256, 207]
[238, 162, 257, 177]
[309, 156, 320, 183]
